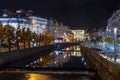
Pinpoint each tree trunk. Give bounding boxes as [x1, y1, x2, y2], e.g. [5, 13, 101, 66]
[23, 40, 26, 49]
[16, 41, 20, 50]
[8, 41, 11, 51]
[28, 41, 30, 48]
[39, 42, 40, 47]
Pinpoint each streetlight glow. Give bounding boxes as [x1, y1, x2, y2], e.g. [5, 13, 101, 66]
[114, 28, 117, 35]
[114, 27, 117, 63]
[32, 19, 35, 33]
[114, 28, 117, 43]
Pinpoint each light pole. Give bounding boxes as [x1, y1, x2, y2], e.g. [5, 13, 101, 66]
[32, 20, 34, 33]
[114, 27, 117, 62]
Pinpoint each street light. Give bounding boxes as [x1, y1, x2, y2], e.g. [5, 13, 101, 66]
[32, 38, 35, 47]
[114, 28, 117, 51]
[32, 19, 35, 33]
[114, 27, 117, 62]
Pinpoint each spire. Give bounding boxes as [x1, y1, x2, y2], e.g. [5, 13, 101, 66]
[60, 22, 63, 26]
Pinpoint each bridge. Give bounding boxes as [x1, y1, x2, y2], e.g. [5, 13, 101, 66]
[0, 42, 120, 80]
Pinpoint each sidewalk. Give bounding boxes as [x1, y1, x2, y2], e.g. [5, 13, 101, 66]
[88, 44, 120, 65]
[98, 52, 120, 65]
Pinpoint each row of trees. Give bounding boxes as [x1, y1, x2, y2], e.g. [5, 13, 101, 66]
[0, 23, 54, 51]
[89, 31, 120, 44]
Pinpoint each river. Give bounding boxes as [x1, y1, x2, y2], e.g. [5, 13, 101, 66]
[0, 45, 101, 80]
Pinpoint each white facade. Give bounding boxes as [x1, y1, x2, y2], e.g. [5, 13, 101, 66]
[29, 16, 48, 34]
[0, 17, 30, 30]
[107, 9, 120, 39]
[0, 16, 48, 34]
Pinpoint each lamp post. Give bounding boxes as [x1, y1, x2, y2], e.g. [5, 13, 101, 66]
[32, 20, 34, 33]
[32, 38, 35, 47]
[114, 27, 117, 62]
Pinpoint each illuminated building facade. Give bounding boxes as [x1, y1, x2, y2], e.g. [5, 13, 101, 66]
[28, 16, 48, 34]
[0, 16, 30, 30]
[48, 19, 55, 35]
[72, 30, 85, 41]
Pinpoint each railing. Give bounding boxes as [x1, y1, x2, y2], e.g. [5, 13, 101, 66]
[80, 45, 120, 80]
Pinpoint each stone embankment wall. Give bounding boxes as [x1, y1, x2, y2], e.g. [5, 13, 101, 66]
[0, 45, 54, 67]
[80, 45, 120, 80]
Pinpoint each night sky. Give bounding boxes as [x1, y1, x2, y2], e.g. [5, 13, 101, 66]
[0, 0, 120, 30]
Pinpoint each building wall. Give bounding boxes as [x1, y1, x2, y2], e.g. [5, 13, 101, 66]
[29, 16, 48, 34]
[72, 30, 85, 41]
[0, 17, 30, 30]
[107, 9, 120, 38]
[48, 19, 55, 35]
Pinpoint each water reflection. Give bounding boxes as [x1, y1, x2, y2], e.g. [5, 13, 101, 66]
[25, 73, 90, 80]
[0, 45, 99, 80]
[25, 73, 53, 80]
[0, 72, 91, 80]
[26, 45, 86, 68]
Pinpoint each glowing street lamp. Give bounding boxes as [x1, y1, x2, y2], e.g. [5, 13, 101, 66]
[32, 20, 35, 33]
[114, 27, 118, 62]
[114, 28, 117, 51]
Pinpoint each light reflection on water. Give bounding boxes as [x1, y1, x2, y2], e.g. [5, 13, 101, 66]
[0, 45, 95, 80]
[26, 45, 84, 68]
[25, 73, 90, 80]
[0, 73, 90, 80]
[25, 73, 53, 80]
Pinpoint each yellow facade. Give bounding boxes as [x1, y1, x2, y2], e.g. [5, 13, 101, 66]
[72, 30, 85, 41]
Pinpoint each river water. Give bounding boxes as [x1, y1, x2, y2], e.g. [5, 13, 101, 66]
[0, 72, 93, 80]
[25, 45, 87, 68]
[0, 45, 101, 80]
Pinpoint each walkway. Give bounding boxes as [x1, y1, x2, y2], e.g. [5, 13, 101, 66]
[90, 48, 120, 66]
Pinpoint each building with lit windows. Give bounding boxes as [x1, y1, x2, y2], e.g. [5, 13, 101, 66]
[0, 14, 30, 30]
[0, 10, 71, 37]
[28, 16, 48, 34]
[48, 19, 55, 35]
[0, 11, 48, 34]
[107, 9, 120, 38]
[72, 30, 85, 41]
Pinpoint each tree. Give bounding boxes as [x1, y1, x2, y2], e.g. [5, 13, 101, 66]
[32, 32, 37, 47]
[26, 28, 32, 48]
[3, 24, 14, 51]
[117, 39, 120, 44]
[96, 36, 103, 42]
[21, 28, 27, 49]
[0, 22, 4, 41]
[0, 22, 4, 47]
[38, 33, 44, 46]
[15, 27, 22, 50]
[104, 37, 113, 43]
[46, 34, 54, 44]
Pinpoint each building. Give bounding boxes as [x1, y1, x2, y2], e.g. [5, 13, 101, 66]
[0, 10, 49, 34]
[72, 30, 85, 41]
[48, 19, 55, 35]
[0, 14, 30, 30]
[107, 9, 120, 38]
[0, 9, 72, 38]
[28, 16, 48, 34]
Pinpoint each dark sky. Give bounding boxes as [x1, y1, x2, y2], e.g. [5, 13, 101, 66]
[0, 0, 120, 30]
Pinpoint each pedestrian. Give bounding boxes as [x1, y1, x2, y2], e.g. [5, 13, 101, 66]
[114, 53, 118, 63]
